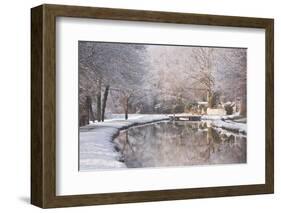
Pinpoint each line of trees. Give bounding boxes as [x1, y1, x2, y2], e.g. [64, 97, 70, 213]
[79, 42, 247, 126]
[79, 41, 147, 126]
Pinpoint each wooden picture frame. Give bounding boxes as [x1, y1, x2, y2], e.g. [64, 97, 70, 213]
[31, 4, 274, 208]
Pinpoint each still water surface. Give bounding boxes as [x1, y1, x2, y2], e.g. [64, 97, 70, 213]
[114, 121, 246, 168]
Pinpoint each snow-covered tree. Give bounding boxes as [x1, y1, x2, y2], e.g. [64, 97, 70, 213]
[79, 41, 147, 124]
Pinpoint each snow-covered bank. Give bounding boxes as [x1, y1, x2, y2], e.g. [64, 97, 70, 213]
[211, 120, 247, 135]
[79, 114, 169, 171]
[202, 114, 243, 121]
[202, 114, 247, 135]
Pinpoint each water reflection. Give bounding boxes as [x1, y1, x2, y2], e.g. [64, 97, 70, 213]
[114, 121, 246, 168]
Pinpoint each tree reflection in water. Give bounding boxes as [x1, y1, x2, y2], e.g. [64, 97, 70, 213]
[114, 121, 246, 168]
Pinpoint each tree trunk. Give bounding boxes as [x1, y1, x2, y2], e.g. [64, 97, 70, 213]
[86, 96, 95, 123]
[124, 96, 129, 120]
[239, 96, 247, 116]
[96, 80, 102, 122]
[207, 90, 214, 108]
[101, 85, 110, 122]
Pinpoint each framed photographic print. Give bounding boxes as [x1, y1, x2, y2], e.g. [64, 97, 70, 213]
[31, 4, 274, 208]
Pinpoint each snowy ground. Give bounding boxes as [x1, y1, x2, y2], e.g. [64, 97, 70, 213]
[79, 114, 169, 171]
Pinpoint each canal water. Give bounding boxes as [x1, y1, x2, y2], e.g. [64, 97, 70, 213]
[114, 121, 246, 168]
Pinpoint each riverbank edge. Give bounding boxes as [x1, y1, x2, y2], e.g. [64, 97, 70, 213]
[79, 115, 170, 170]
[111, 117, 171, 162]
